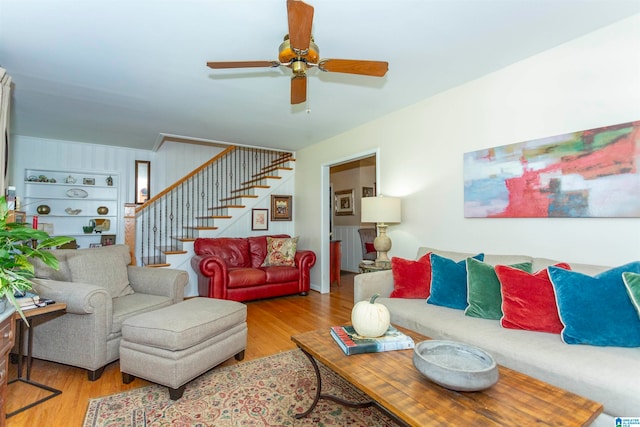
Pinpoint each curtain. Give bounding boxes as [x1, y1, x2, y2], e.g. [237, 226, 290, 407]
[0, 67, 12, 194]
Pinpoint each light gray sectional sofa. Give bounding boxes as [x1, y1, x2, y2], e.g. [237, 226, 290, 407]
[354, 246, 640, 426]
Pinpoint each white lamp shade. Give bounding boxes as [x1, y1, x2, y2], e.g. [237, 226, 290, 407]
[361, 196, 401, 224]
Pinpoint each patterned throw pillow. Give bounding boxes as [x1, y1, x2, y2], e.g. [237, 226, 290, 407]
[548, 262, 640, 347]
[262, 236, 299, 267]
[389, 253, 432, 299]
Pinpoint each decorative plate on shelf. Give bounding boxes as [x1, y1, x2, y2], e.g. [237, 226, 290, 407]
[65, 208, 82, 215]
[66, 188, 88, 198]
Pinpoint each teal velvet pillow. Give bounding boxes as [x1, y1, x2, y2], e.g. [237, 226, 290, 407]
[464, 258, 532, 320]
[427, 253, 484, 310]
[622, 272, 640, 318]
[549, 262, 640, 347]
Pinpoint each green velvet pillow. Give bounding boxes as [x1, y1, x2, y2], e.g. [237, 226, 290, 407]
[623, 272, 640, 318]
[464, 258, 532, 320]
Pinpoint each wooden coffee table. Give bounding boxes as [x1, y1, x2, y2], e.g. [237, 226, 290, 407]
[291, 326, 603, 426]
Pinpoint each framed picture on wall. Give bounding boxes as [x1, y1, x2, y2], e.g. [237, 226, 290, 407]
[271, 195, 292, 221]
[252, 209, 269, 230]
[335, 189, 354, 216]
[362, 186, 374, 197]
[100, 234, 116, 246]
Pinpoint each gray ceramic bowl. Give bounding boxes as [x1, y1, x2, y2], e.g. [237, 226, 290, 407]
[413, 340, 499, 391]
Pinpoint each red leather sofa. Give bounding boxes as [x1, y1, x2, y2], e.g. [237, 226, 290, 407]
[191, 234, 316, 302]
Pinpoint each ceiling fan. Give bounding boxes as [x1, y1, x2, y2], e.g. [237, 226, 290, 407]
[206, 0, 389, 105]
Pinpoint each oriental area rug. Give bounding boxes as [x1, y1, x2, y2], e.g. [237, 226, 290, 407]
[83, 350, 397, 426]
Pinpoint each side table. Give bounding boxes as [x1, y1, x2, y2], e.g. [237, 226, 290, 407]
[7, 302, 66, 417]
[1, 307, 16, 427]
[358, 262, 391, 274]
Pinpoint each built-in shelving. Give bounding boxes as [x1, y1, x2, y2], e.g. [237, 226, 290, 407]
[23, 169, 119, 249]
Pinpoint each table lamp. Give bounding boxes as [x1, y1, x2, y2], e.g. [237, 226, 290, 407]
[361, 196, 401, 266]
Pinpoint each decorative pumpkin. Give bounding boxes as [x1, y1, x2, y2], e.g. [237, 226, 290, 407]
[351, 293, 391, 337]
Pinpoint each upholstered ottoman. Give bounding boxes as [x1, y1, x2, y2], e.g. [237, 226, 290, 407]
[119, 297, 247, 399]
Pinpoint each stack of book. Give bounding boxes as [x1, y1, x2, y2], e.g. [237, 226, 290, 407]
[330, 325, 415, 355]
[14, 291, 41, 310]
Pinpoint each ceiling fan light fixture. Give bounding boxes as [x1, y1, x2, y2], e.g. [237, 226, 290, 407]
[291, 60, 307, 76]
[206, 0, 388, 105]
[278, 36, 319, 64]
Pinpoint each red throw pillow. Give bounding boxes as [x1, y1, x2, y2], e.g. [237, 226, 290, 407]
[365, 242, 376, 254]
[496, 263, 571, 334]
[389, 253, 432, 299]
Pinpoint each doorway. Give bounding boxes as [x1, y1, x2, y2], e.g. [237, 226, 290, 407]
[320, 150, 379, 293]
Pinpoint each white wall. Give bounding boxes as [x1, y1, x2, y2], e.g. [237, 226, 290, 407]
[153, 141, 225, 191]
[9, 135, 227, 244]
[295, 15, 640, 291]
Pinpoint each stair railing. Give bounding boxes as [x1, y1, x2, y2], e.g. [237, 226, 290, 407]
[125, 145, 292, 266]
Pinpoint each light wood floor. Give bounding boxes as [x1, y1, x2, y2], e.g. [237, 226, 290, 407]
[5, 274, 356, 426]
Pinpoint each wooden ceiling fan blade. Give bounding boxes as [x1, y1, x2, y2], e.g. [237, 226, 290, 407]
[318, 59, 389, 77]
[207, 61, 280, 69]
[287, 0, 314, 52]
[290, 75, 307, 104]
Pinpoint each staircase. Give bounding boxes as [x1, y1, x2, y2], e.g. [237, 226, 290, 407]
[126, 146, 295, 285]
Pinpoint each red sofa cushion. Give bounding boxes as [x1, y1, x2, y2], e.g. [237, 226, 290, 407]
[263, 265, 299, 283]
[227, 268, 267, 288]
[194, 237, 251, 268]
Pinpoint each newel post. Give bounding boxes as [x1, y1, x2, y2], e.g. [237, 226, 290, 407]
[124, 203, 137, 265]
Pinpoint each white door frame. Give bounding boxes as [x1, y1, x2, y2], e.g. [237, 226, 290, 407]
[319, 148, 380, 293]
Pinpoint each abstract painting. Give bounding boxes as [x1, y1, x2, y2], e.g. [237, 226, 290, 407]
[464, 120, 640, 218]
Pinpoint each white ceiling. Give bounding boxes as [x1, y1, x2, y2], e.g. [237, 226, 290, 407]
[1, 0, 639, 152]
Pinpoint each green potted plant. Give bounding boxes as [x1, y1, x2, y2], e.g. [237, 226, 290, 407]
[0, 195, 73, 320]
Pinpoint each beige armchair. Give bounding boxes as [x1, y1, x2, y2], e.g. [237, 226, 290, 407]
[26, 245, 188, 380]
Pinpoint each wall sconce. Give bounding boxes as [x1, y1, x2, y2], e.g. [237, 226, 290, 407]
[361, 195, 401, 266]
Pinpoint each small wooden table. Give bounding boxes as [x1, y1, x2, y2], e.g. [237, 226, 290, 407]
[291, 327, 603, 426]
[358, 262, 391, 274]
[8, 302, 66, 417]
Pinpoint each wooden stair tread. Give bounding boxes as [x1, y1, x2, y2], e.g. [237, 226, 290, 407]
[141, 256, 170, 267]
[173, 237, 196, 242]
[157, 246, 187, 255]
[231, 185, 270, 193]
[183, 226, 219, 230]
[270, 157, 296, 165]
[208, 205, 246, 210]
[219, 195, 258, 202]
[195, 215, 232, 219]
[242, 175, 281, 185]
[259, 166, 293, 174]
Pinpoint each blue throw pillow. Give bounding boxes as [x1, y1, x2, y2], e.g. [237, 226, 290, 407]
[548, 262, 640, 347]
[427, 253, 484, 310]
